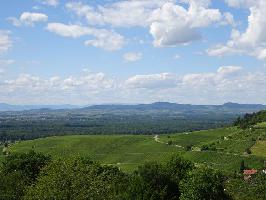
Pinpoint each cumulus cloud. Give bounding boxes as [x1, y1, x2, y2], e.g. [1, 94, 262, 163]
[0, 30, 12, 54]
[66, 0, 168, 27]
[207, 0, 266, 60]
[46, 23, 125, 51]
[8, 12, 48, 27]
[125, 73, 178, 89]
[150, 1, 222, 47]
[66, 0, 227, 47]
[123, 52, 142, 62]
[1, 66, 266, 104]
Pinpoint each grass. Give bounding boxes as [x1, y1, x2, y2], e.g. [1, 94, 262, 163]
[159, 127, 236, 148]
[254, 122, 266, 128]
[3, 127, 265, 172]
[9, 135, 181, 172]
[251, 141, 266, 157]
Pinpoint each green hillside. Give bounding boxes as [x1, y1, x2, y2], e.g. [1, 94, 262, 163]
[6, 126, 266, 172]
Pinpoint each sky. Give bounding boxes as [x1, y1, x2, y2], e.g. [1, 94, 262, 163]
[0, 0, 266, 105]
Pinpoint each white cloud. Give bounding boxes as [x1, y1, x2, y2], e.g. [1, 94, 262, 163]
[47, 23, 125, 51]
[46, 23, 92, 38]
[0, 30, 12, 54]
[0, 59, 14, 66]
[66, 1, 168, 27]
[1, 66, 266, 104]
[149, 1, 222, 46]
[40, 0, 59, 7]
[8, 12, 48, 27]
[7, 17, 22, 27]
[225, 0, 256, 8]
[20, 12, 48, 26]
[66, 0, 225, 47]
[123, 52, 142, 62]
[257, 49, 266, 60]
[125, 73, 178, 89]
[207, 0, 266, 60]
[221, 12, 236, 26]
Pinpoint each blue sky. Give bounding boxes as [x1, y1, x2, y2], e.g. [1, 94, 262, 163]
[0, 0, 266, 105]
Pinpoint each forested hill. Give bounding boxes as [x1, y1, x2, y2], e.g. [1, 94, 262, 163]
[234, 110, 266, 128]
[1, 102, 265, 141]
[76, 102, 266, 112]
[0, 102, 265, 112]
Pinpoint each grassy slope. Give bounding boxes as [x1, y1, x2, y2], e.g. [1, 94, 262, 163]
[9, 135, 181, 171]
[252, 141, 266, 157]
[6, 126, 266, 172]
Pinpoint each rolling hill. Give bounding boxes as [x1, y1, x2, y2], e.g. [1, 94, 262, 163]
[6, 126, 266, 172]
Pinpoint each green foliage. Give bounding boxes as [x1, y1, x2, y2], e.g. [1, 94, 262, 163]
[25, 157, 127, 200]
[185, 144, 193, 151]
[246, 148, 252, 154]
[0, 171, 30, 199]
[2, 150, 51, 181]
[0, 151, 51, 199]
[226, 173, 266, 200]
[240, 160, 245, 173]
[180, 167, 231, 200]
[234, 110, 266, 129]
[0, 107, 237, 141]
[123, 155, 194, 200]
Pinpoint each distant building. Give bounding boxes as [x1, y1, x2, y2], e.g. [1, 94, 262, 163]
[243, 169, 258, 180]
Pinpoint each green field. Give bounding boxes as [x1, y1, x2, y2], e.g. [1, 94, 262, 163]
[9, 135, 181, 171]
[255, 122, 266, 128]
[252, 141, 266, 157]
[159, 128, 236, 147]
[5, 127, 265, 172]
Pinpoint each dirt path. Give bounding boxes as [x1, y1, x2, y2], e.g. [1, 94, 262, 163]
[154, 135, 184, 148]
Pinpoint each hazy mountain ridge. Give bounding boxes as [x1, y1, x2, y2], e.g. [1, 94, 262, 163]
[0, 102, 265, 112]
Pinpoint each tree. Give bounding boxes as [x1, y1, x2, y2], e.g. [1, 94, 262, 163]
[0, 151, 51, 199]
[123, 155, 194, 200]
[2, 150, 51, 181]
[25, 157, 126, 200]
[180, 167, 231, 200]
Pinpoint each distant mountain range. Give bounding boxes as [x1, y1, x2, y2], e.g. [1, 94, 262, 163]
[0, 103, 80, 111]
[0, 102, 265, 112]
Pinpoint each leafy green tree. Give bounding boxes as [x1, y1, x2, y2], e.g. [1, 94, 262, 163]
[180, 167, 231, 200]
[25, 157, 126, 200]
[2, 150, 51, 181]
[0, 151, 51, 199]
[123, 155, 194, 200]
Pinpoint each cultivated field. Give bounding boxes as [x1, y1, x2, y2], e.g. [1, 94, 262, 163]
[7, 127, 266, 172]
